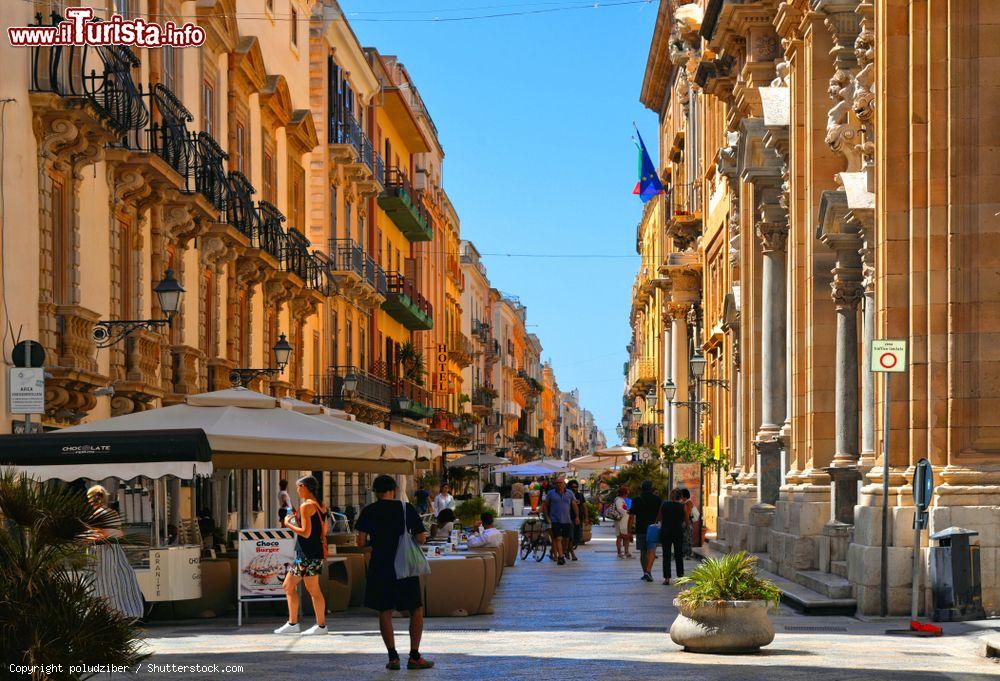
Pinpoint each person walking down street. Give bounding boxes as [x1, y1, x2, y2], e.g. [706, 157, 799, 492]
[431, 484, 454, 517]
[277, 478, 293, 525]
[541, 477, 578, 565]
[355, 475, 434, 670]
[656, 489, 688, 585]
[274, 476, 329, 635]
[567, 479, 586, 561]
[628, 480, 662, 581]
[86, 485, 144, 620]
[680, 488, 695, 558]
[612, 486, 632, 559]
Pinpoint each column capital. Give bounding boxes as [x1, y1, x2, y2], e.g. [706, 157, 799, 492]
[831, 275, 864, 311]
[756, 221, 788, 254]
[667, 301, 691, 321]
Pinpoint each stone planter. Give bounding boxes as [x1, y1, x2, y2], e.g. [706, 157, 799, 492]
[669, 599, 774, 654]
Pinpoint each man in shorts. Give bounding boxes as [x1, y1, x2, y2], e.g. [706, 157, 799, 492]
[541, 477, 579, 565]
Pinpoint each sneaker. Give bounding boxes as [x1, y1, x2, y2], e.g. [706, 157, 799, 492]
[386, 659, 401, 670]
[571, 556, 578, 562]
[300, 624, 329, 635]
[641, 573, 653, 582]
[557, 556, 566, 565]
[274, 622, 300, 634]
[407, 656, 435, 670]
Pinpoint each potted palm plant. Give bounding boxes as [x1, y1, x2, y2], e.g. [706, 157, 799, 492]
[670, 551, 781, 653]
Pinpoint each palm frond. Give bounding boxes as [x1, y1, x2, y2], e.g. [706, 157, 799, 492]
[676, 551, 782, 611]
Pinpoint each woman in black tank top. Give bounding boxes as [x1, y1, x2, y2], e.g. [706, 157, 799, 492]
[274, 475, 329, 636]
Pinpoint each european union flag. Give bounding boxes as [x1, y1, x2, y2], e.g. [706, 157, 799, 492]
[632, 128, 664, 203]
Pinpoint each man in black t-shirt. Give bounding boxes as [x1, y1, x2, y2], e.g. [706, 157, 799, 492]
[628, 480, 662, 582]
[355, 475, 434, 671]
[656, 488, 688, 585]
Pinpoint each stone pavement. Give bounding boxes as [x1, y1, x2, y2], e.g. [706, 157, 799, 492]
[115, 525, 1000, 680]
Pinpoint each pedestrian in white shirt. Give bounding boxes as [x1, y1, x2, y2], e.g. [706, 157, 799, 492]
[431, 484, 454, 516]
[467, 512, 503, 548]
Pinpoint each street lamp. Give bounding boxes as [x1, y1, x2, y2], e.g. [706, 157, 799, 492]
[689, 349, 707, 379]
[91, 270, 185, 348]
[663, 378, 677, 402]
[229, 333, 293, 387]
[646, 387, 658, 409]
[690, 349, 730, 389]
[341, 372, 359, 396]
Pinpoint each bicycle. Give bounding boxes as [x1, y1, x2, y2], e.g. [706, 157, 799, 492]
[519, 515, 551, 562]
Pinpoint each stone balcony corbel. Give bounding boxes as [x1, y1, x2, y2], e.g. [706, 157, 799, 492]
[44, 304, 108, 425]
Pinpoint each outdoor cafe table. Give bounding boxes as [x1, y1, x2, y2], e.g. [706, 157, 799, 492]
[421, 549, 496, 617]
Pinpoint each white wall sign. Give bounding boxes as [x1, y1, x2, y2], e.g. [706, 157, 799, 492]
[9, 368, 45, 414]
[871, 340, 907, 373]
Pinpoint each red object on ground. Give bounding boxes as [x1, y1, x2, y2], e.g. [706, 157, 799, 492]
[910, 620, 943, 636]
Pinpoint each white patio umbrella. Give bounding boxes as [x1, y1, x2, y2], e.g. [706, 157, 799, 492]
[448, 452, 509, 467]
[279, 397, 440, 463]
[569, 454, 620, 471]
[594, 444, 638, 458]
[59, 387, 418, 474]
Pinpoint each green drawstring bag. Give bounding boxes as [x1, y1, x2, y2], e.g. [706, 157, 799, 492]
[394, 499, 430, 578]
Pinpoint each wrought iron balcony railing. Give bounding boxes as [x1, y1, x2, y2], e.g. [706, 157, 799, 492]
[393, 378, 434, 419]
[329, 109, 363, 151]
[327, 238, 365, 278]
[192, 132, 230, 212]
[379, 167, 433, 242]
[29, 13, 148, 136]
[144, 83, 197, 184]
[283, 228, 311, 281]
[319, 365, 392, 409]
[364, 254, 388, 297]
[223, 171, 260, 238]
[254, 200, 287, 261]
[383, 272, 433, 330]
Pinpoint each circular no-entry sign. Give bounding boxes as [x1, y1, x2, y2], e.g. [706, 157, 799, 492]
[871, 339, 906, 373]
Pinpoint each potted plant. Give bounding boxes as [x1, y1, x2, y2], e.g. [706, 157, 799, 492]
[454, 495, 491, 527]
[669, 551, 781, 654]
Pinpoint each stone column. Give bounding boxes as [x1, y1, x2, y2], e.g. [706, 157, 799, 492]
[668, 302, 689, 441]
[663, 318, 673, 444]
[755, 201, 788, 440]
[832, 274, 863, 467]
[859, 230, 876, 468]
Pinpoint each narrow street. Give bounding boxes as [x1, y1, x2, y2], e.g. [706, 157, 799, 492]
[121, 524, 999, 680]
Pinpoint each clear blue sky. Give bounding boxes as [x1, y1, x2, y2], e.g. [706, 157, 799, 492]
[342, 0, 660, 445]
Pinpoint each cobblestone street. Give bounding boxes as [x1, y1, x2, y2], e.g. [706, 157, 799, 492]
[119, 525, 1000, 680]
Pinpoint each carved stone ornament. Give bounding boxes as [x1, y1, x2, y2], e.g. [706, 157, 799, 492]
[825, 69, 862, 172]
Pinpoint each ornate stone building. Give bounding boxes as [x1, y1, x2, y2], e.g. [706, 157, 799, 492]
[632, 0, 1000, 615]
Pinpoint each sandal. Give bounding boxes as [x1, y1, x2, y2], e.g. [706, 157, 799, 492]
[386, 659, 401, 670]
[407, 656, 435, 670]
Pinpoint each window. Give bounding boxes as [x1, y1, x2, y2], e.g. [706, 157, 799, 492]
[51, 176, 70, 305]
[290, 6, 298, 47]
[345, 319, 353, 367]
[252, 470, 262, 513]
[330, 310, 339, 367]
[117, 217, 135, 319]
[330, 185, 338, 232]
[235, 124, 246, 174]
[375, 229, 382, 265]
[201, 80, 216, 136]
[344, 200, 352, 243]
[262, 150, 276, 203]
[359, 325, 367, 372]
[266, 0, 274, 12]
[162, 46, 178, 93]
[289, 164, 305, 231]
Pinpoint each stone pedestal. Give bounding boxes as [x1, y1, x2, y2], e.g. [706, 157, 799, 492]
[819, 521, 852, 573]
[749, 503, 776, 553]
[756, 440, 782, 505]
[825, 465, 862, 525]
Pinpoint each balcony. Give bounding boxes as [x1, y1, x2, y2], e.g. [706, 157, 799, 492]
[446, 254, 463, 290]
[252, 200, 287, 263]
[323, 239, 383, 306]
[472, 319, 491, 342]
[472, 385, 497, 414]
[378, 167, 433, 242]
[329, 110, 382, 194]
[382, 273, 433, 330]
[514, 369, 543, 398]
[627, 356, 657, 395]
[222, 170, 260, 241]
[317, 366, 392, 424]
[192, 132, 230, 213]
[448, 331, 474, 367]
[392, 378, 434, 420]
[30, 13, 148, 147]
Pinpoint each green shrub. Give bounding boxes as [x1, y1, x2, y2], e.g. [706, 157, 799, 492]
[675, 551, 782, 612]
[454, 496, 491, 527]
[584, 501, 600, 525]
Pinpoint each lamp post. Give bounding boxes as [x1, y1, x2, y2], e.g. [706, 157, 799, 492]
[229, 333, 293, 387]
[91, 270, 185, 347]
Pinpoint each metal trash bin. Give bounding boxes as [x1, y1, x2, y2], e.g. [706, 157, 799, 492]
[928, 527, 986, 622]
